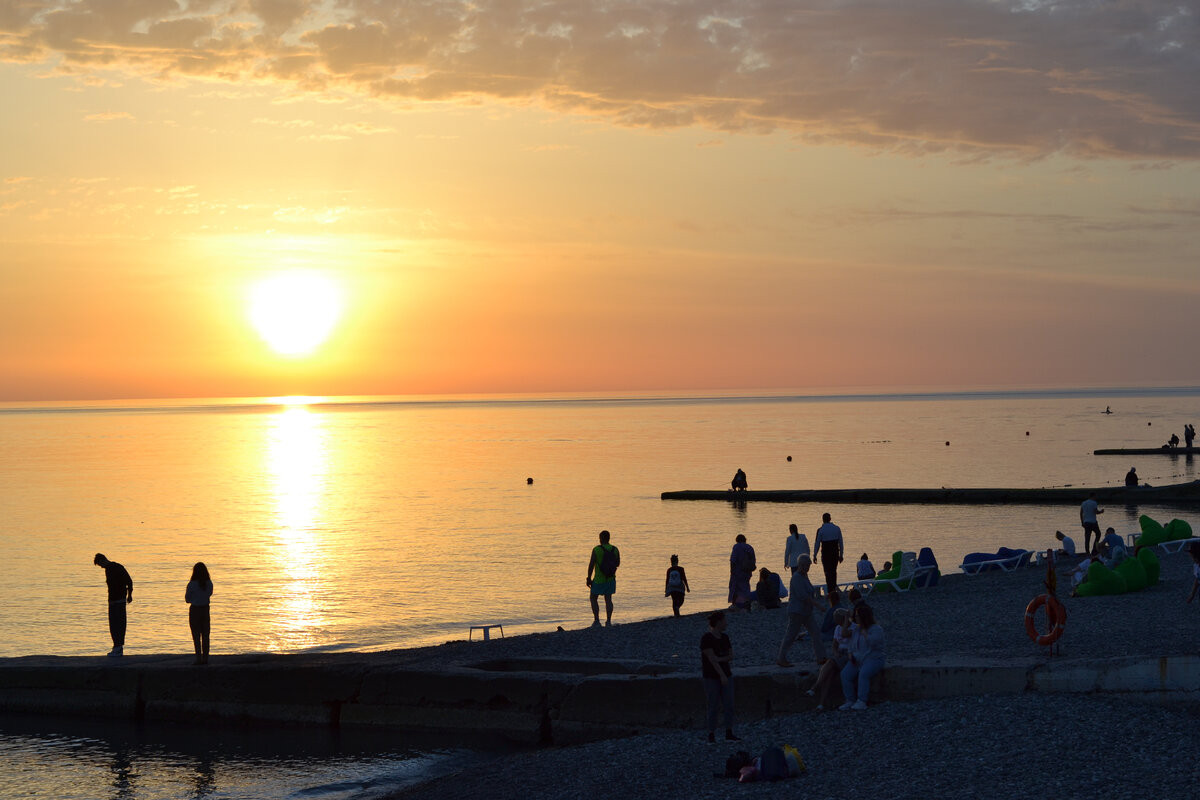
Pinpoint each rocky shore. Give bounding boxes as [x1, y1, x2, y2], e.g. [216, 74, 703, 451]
[387, 550, 1200, 799]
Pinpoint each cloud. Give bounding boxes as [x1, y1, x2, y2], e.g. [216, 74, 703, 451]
[4, 0, 1200, 159]
[83, 111, 134, 122]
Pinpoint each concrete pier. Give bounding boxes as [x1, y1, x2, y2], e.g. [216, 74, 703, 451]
[4, 652, 1199, 745]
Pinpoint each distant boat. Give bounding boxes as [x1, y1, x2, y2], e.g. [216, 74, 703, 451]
[1094, 447, 1199, 456]
[660, 480, 1200, 505]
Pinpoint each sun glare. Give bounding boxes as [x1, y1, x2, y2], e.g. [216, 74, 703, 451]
[249, 272, 343, 357]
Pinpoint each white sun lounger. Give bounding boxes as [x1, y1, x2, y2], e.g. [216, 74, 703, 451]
[958, 550, 1031, 574]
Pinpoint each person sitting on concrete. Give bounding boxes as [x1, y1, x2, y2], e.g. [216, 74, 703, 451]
[808, 607, 853, 711]
[856, 553, 876, 580]
[1125, 467, 1139, 488]
[731, 468, 748, 492]
[839, 604, 885, 711]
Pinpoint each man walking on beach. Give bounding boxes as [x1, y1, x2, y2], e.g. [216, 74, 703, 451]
[777, 555, 826, 667]
[813, 512, 844, 593]
[586, 530, 619, 626]
[94, 553, 133, 656]
[1080, 493, 1104, 555]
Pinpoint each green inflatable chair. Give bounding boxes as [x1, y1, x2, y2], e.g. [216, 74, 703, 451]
[1075, 561, 1127, 597]
[1138, 547, 1161, 585]
[1114, 555, 1148, 592]
[1137, 515, 1168, 549]
[871, 550, 906, 593]
[1165, 519, 1193, 542]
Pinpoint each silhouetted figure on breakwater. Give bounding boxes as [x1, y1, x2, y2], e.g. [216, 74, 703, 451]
[186, 562, 213, 665]
[1126, 466, 1140, 488]
[731, 468, 748, 492]
[1185, 424, 1195, 449]
[94, 553, 132, 657]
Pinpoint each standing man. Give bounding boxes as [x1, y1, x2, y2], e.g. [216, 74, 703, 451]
[783, 523, 810, 571]
[1080, 492, 1104, 555]
[586, 529, 620, 627]
[813, 512, 844, 593]
[94, 553, 133, 657]
[700, 610, 739, 743]
[727, 534, 756, 611]
[776, 555, 827, 668]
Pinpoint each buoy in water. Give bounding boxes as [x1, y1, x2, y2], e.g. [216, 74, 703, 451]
[526, 477, 533, 484]
[786, 455, 792, 462]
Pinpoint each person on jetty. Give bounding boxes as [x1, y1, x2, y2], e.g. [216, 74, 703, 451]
[776, 555, 826, 667]
[809, 607, 853, 711]
[730, 468, 748, 492]
[813, 512, 844, 593]
[1186, 543, 1200, 605]
[185, 562, 213, 665]
[839, 604, 885, 711]
[1125, 466, 1139, 488]
[94, 553, 133, 657]
[784, 523, 810, 570]
[665, 555, 690, 617]
[728, 534, 756, 611]
[701, 610, 739, 743]
[586, 530, 620, 626]
[754, 567, 783, 610]
[1168, 433, 1181, 449]
[856, 553, 875, 580]
[1186, 424, 1195, 449]
[1079, 493, 1104, 555]
[1054, 530, 1077, 557]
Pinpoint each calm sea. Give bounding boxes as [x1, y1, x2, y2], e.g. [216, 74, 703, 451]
[2, 387, 1198, 797]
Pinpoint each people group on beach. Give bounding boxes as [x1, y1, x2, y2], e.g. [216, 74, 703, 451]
[93, 553, 214, 663]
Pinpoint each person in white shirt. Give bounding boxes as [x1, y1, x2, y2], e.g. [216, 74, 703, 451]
[1054, 530, 1077, 557]
[784, 523, 810, 570]
[856, 554, 875, 580]
[1079, 493, 1104, 555]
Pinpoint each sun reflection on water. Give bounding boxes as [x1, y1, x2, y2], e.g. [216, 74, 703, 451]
[264, 405, 329, 650]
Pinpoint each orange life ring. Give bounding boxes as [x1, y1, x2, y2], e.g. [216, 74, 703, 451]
[1024, 593, 1066, 646]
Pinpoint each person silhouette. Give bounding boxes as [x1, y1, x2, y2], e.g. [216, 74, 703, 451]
[185, 562, 213, 665]
[94, 553, 133, 656]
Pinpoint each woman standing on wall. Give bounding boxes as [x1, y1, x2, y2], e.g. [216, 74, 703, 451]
[186, 562, 214, 665]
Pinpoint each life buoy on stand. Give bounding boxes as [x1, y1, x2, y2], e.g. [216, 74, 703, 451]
[1024, 593, 1066, 646]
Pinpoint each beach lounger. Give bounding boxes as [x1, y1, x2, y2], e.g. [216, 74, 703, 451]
[1127, 534, 1200, 555]
[958, 548, 1031, 575]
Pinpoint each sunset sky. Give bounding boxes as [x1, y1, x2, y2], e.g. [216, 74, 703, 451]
[3, 0, 1199, 401]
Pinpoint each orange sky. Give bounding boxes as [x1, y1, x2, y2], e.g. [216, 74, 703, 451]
[3, 1, 1200, 401]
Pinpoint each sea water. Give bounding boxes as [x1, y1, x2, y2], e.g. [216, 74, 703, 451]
[1, 387, 1198, 797]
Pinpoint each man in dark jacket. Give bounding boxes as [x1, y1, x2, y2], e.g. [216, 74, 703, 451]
[94, 553, 133, 656]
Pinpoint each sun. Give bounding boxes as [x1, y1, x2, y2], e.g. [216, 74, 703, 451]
[248, 272, 343, 357]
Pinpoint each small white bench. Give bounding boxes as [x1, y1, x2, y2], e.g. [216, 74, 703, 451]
[469, 624, 505, 641]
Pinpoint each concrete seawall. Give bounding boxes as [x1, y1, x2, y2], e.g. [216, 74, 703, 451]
[4, 652, 1199, 744]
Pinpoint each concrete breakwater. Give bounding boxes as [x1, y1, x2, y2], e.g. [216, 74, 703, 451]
[4, 652, 1199, 745]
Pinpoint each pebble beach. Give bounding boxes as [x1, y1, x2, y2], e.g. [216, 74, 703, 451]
[390, 549, 1200, 799]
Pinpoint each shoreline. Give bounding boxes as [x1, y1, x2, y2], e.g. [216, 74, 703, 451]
[4, 553, 1200, 742]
